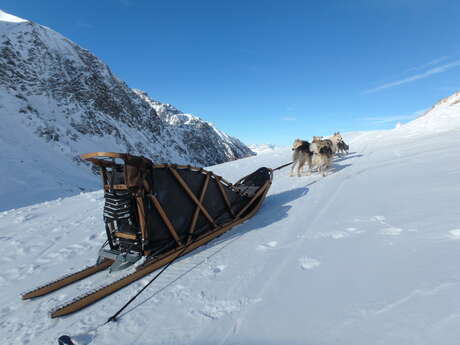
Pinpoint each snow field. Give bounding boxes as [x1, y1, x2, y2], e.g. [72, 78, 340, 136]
[0, 114, 460, 344]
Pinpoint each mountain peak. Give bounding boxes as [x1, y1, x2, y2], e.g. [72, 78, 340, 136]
[0, 10, 254, 210]
[0, 9, 27, 23]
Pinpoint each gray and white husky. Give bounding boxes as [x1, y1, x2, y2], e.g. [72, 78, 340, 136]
[291, 139, 332, 177]
[290, 139, 311, 177]
[309, 142, 333, 177]
[312, 132, 343, 156]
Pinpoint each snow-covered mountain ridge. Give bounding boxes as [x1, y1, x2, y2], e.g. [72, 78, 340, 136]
[0, 10, 253, 210]
[400, 89, 460, 134]
[247, 144, 285, 155]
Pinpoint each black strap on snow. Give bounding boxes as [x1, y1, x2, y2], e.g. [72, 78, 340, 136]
[58, 335, 75, 345]
[106, 244, 189, 323]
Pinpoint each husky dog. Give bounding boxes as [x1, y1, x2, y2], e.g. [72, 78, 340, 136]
[290, 139, 312, 177]
[337, 139, 349, 155]
[332, 132, 342, 141]
[309, 142, 333, 177]
[312, 135, 333, 153]
[328, 132, 343, 155]
[291, 139, 332, 177]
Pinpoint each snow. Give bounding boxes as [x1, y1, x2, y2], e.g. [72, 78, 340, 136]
[1, 104, 460, 345]
[0, 9, 27, 23]
[247, 143, 284, 155]
[398, 89, 460, 135]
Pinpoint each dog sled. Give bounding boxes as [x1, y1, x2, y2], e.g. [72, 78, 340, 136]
[22, 152, 273, 317]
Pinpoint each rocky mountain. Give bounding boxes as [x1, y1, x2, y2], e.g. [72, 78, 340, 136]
[0, 10, 253, 210]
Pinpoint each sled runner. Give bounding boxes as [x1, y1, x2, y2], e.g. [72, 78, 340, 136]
[22, 152, 273, 317]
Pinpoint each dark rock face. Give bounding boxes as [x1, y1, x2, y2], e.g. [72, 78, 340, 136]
[0, 19, 254, 167]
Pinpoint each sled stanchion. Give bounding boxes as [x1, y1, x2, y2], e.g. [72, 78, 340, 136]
[148, 194, 182, 245]
[216, 176, 235, 217]
[188, 173, 210, 243]
[136, 197, 148, 248]
[168, 167, 216, 227]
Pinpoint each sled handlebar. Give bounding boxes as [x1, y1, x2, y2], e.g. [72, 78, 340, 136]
[79, 152, 133, 167]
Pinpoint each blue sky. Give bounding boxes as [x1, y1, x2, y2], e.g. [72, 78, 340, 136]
[3, 0, 460, 145]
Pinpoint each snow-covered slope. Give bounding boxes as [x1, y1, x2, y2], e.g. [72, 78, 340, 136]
[0, 9, 26, 23]
[400, 89, 460, 135]
[1, 102, 459, 345]
[0, 10, 253, 210]
[247, 143, 284, 155]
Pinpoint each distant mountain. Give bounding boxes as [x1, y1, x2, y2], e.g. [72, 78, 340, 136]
[0, 10, 254, 210]
[401, 89, 460, 133]
[248, 144, 282, 155]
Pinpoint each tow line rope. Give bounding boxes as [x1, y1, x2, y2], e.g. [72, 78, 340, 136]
[272, 161, 293, 171]
[106, 245, 189, 323]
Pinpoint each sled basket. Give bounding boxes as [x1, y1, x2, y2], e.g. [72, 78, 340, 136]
[81, 152, 273, 259]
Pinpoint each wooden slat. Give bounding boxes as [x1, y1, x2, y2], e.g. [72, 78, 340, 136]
[99, 167, 107, 188]
[216, 176, 235, 217]
[113, 232, 137, 240]
[103, 184, 128, 191]
[169, 167, 216, 226]
[235, 181, 271, 219]
[148, 194, 182, 245]
[22, 259, 114, 300]
[188, 173, 210, 243]
[211, 173, 232, 187]
[153, 165, 232, 186]
[135, 197, 147, 246]
[80, 152, 126, 160]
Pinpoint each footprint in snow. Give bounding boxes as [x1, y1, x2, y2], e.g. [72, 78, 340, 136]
[320, 229, 365, 239]
[448, 229, 460, 239]
[13, 214, 34, 223]
[212, 265, 227, 274]
[380, 227, 403, 236]
[196, 297, 262, 320]
[329, 231, 349, 239]
[256, 241, 278, 251]
[299, 257, 321, 270]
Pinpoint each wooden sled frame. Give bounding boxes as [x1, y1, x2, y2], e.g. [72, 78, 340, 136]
[80, 152, 273, 257]
[22, 152, 273, 317]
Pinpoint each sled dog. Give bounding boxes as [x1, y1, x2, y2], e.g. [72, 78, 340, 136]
[328, 132, 343, 154]
[309, 142, 333, 177]
[312, 136, 333, 153]
[337, 139, 349, 155]
[290, 139, 312, 177]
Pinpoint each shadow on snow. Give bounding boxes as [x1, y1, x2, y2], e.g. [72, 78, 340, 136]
[112, 186, 310, 321]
